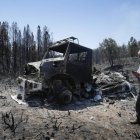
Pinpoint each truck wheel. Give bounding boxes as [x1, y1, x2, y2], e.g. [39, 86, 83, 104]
[58, 89, 72, 104]
[83, 92, 90, 99]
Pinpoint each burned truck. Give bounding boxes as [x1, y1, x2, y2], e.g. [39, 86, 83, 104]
[15, 37, 134, 105]
[16, 37, 94, 104]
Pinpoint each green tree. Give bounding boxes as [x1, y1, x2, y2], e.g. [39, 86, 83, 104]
[100, 38, 118, 67]
[128, 37, 138, 57]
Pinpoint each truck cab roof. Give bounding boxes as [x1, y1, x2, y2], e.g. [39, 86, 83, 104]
[49, 37, 92, 54]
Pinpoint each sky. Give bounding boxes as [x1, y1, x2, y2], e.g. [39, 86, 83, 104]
[0, 0, 140, 49]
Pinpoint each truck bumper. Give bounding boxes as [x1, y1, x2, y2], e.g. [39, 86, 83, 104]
[16, 76, 42, 101]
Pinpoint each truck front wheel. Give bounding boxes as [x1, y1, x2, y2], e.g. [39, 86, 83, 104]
[58, 89, 72, 104]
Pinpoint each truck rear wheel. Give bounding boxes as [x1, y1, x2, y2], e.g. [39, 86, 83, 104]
[58, 89, 72, 104]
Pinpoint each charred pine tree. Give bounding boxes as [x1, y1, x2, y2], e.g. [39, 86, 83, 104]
[12, 22, 19, 74]
[0, 22, 11, 74]
[37, 25, 42, 60]
[29, 32, 37, 62]
[43, 26, 50, 52]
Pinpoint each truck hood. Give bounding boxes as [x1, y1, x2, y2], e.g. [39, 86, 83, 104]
[28, 61, 41, 71]
[27, 57, 64, 71]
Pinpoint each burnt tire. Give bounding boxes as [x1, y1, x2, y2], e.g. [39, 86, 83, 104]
[58, 89, 72, 104]
[83, 92, 90, 99]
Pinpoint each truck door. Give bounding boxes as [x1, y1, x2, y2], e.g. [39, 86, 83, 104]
[66, 51, 92, 83]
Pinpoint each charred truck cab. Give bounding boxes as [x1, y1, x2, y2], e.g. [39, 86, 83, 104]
[16, 37, 93, 104]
